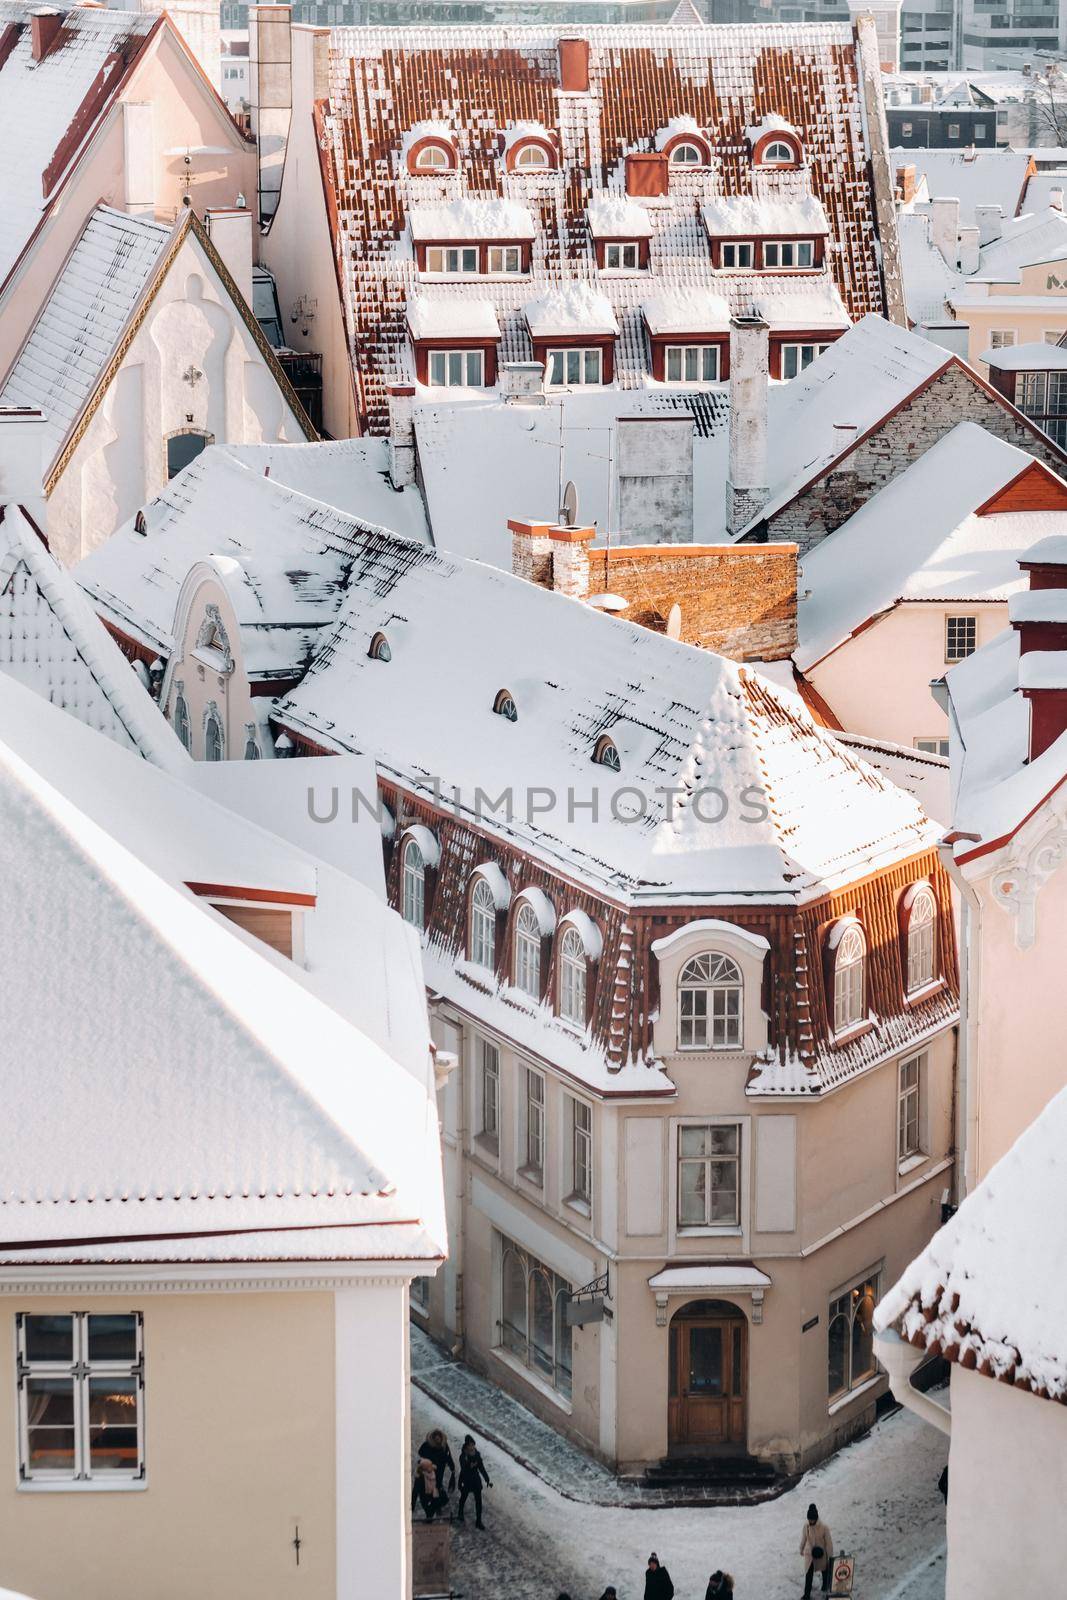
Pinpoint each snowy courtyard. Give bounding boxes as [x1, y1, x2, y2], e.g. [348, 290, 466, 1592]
[412, 1386, 949, 1600]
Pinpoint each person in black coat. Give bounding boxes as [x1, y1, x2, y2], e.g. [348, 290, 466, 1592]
[706, 1572, 734, 1599]
[644, 1551, 675, 1600]
[456, 1433, 492, 1528]
[415, 1427, 456, 1513]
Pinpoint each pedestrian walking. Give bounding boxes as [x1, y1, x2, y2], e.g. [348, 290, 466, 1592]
[706, 1571, 735, 1599]
[411, 1454, 439, 1522]
[799, 1503, 834, 1598]
[598, 1588, 618, 1600]
[415, 1427, 456, 1516]
[456, 1433, 492, 1528]
[644, 1550, 675, 1600]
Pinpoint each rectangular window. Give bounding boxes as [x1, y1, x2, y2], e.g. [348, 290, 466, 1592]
[945, 614, 977, 662]
[915, 737, 950, 757]
[989, 329, 1016, 349]
[664, 344, 720, 384]
[546, 347, 603, 387]
[480, 1038, 500, 1144]
[780, 342, 831, 379]
[568, 1098, 592, 1206]
[524, 1068, 545, 1179]
[827, 1275, 879, 1402]
[763, 239, 814, 268]
[901, 121, 914, 136]
[677, 1124, 741, 1228]
[1043, 330, 1063, 345]
[424, 246, 479, 274]
[18, 1313, 143, 1484]
[603, 242, 640, 270]
[898, 1054, 923, 1163]
[499, 1233, 572, 1398]
[947, 121, 961, 138]
[973, 121, 987, 136]
[487, 245, 522, 274]
[427, 349, 485, 388]
[720, 241, 754, 269]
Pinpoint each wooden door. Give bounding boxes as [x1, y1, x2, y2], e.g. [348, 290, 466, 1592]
[668, 1315, 747, 1451]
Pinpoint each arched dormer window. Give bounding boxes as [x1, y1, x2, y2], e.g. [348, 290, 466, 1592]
[903, 884, 938, 995]
[173, 691, 190, 751]
[410, 139, 455, 173]
[592, 734, 621, 771]
[515, 142, 550, 170]
[558, 926, 587, 1025]
[668, 140, 706, 167]
[514, 903, 543, 997]
[401, 837, 426, 928]
[763, 140, 795, 164]
[678, 952, 743, 1050]
[204, 706, 224, 763]
[494, 689, 518, 722]
[831, 921, 866, 1035]
[369, 632, 392, 662]
[469, 878, 497, 968]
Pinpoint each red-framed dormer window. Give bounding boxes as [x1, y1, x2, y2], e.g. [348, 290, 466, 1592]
[416, 240, 532, 275]
[664, 133, 711, 169]
[762, 238, 821, 270]
[595, 238, 649, 271]
[506, 136, 558, 173]
[751, 130, 802, 168]
[408, 136, 457, 174]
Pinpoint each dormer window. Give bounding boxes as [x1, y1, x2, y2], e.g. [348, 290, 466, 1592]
[670, 141, 704, 166]
[830, 921, 866, 1036]
[762, 140, 796, 165]
[593, 734, 621, 771]
[425, 246, 478, 274]
[720, 242, 754, 269]
[903, 884, 939, 995]
[678, 952, 743, 1050]
[747, 116, 803, 168]
[369, 631, 392, 661]
[412, 141, 455, 172]
[602, 242, 641, 271]
[488, 246, 522, 274]
[515, 143, 550, 169]
[493, 689, 518, 721]
[763, 240, 814, 269]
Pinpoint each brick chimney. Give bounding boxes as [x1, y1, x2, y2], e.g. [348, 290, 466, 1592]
[558, 37, 589, 92]
[725, 314, 769, 536]
[626, 153, 669, 198]
[509, 520, 554, 585]
[1013, 538, 1067, 761]
[387, 385, 416, 489]
[895, 163, 917, 204]
[31, 7, 63, 63]
[509, 519, 594, 596]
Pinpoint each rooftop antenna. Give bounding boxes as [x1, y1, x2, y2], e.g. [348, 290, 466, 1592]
[560, 479, 578, 528]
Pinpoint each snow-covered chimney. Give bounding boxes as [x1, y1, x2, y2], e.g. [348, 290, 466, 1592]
[549, 525, 594, 599]
[508, 520, 554, 586]
[958, 225, 980, 275]
[975, 204, 1004, 246]
[1051, 187, 1064, 213]
[122, 102, 155, 216]
[1015, 539, 1067, 761]
[31, 8, 63, 64]
[726, 314, 769, 537]
[387, 385, 416, 489]
[0, 408, 47, 523]
[929, 197, 960, 266]
[206, 206, 253, 307]
[500, 361, 545, 404]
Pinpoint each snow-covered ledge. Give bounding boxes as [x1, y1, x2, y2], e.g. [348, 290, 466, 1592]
[874, 1327, 951, 1436]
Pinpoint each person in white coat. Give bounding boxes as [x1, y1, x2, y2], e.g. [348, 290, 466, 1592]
[799, 1503, 833, 1597]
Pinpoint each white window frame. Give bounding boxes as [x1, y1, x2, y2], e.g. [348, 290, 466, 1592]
[945, 614, 977, 662]
[603, 241, 640, 270]
[498, 1235, 572, 1400]
[513, 902, 543, 997]
[469, 876, 497, 969]
[832, 923, 866, 1036]
[676, 1121, 743, 1230]
[415, 143, 452, 171]
[427, 348, 485, 387]
[760, 139, 797, 164]
[719, 240, 754, 269]
[487, 245, 522, 274]
[17, 1313, 144, 1487]
[677, 952, 743, 1050]
[905, 887, 938, 995]
[558, 926, 587, 1026]
[424, 246, 479, 274]
[566, 1095, 593, 1210]
[546, 347, 604, 387]
[914, 737, 950, 757]
[669, 140, 704, 166]
[401, 837, 426, 929]
[780, 341, 831, 379]
[827, 1273, 880, 1404]
[664, 344, 720, 384]
[478, 1036, 500, 1147]
[989, 328, 1016, 349]
[897, 1054, 924, 1166]
[514, 142, 550, 170]
[763, 239, 815, 269]
[522, 1067, 545, 1180]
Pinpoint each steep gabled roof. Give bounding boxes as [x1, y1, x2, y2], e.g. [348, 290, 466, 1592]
[894, 146, 1034, 224]
[0, 502, 187, 771]
[876, 1083, 1067, 1405]
[0, 3, 157, 290]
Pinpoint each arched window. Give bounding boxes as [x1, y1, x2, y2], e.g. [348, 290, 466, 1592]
[493, 689, 518, 722]
[414, 142, 452, 171]
[593, 734, 621, 771]
[558, 926, 587, 1026]
[469, 877, 497, 969]
[500, 1242, 573, 1398]
[204, 709, 224, 762]
[401, 837, 426, 928]
[832, 923, 866, 1034]
[905, 887, 937, 994]
[828, 1274, 879, 1400]
[369, 632, 392, 662]
[678, 952, 743, 1050]
[669, 140, 704, 166]
[167, 430, 211, 480]
[173, 694, 190, 751]
[515, 142, 550, 169]
[761, 139, 796, 165]
[513, 902, 543, 997]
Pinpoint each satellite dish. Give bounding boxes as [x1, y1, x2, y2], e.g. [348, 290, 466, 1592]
[666, 603, 682, 640]
[560, 480, 578, 528]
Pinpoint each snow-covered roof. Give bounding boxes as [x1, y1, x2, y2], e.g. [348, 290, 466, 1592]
[0, 503, 187, 772]
[748, 277, 848, 331]
[653, 114, 706, 151]
[642, 287, 730, 334]
[221, 438, 429, 545]
[587, 193, 654, 239]
[981, 341, 1067, 371]
[0, 3, 157, 290]
[897, 210, 966, 328]
[408, 197, 537, 241]
[316, 22, 888, 432]
[894, 146, 1033, 225]
[701, 194, 828, 238]
[970, 206, 1067, 282]
[0, 207, 171, 468]
[876, 1082, 1067, 1404]
[745, 112, 799, 143]
[277, 519, 939, 905]
[796, 424, 1055, 670]
[408, 296, 500, 341]
[77, 446, 427, 678]
[525, 285, 620, 338]
[0, 673, 445, 1266]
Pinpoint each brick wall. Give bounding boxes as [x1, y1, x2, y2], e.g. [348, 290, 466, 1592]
[586, 543, 797, 661]
[765, 363, 1067, 555]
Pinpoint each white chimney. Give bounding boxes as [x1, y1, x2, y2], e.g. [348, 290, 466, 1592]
[122, 102, 155, 216]
[387, 385, 416, 489]
[1051, 187, 1064, 213]
[205, 206, 254, 307]
[929, 197, 961, 267]
[726, 314, 769, 537]
[500, 361, 545, 403]
[958, 225, 980, 274]
[975, 203, 1004, 246]
[0, 408, 47, 526]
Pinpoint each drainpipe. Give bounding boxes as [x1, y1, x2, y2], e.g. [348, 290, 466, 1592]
[938, 838, 982, 1199]
[874, 1328, 951, 1436]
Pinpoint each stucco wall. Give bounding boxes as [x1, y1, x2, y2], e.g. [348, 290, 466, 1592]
[0, 1289, 336, 1600]
[960, 259, 1067, 369]
[161, 571, 263, 760]
[807, 601, 1008, 746]
[946, 1366, 1067, 1599]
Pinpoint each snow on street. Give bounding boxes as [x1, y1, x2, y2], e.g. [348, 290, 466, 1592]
[413, 1389, 948, 1600]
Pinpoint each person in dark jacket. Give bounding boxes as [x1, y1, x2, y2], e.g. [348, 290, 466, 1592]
[456, 1433, 492, 1528]
[415, 1427, 456, 1513]
[706, 1571, 734, 1599]
[598, 1589, 618, 1600]
[644, 1551, 675, 1600]
[411, 1454, 439, 1521]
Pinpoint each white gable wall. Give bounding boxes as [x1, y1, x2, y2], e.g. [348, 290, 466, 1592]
[47, 234, 308, 566]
